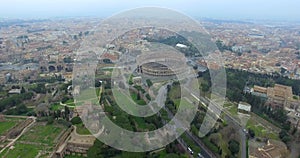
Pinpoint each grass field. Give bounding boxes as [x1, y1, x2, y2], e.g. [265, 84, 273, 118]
[246, 117, 279, 140]
[224, 102, 238, 116]
[2, 123, 66, 158]
[130, 92, 146, 105]
[65, 99, 74, 104]
[77, 88, 98, 101]
[19, 124, 65, 145]
[0, 117, 26, 135]
[0, 121, 17, 135]
[75, 123, 91, 135]
[112, 88, 139, 114]
[2, 143, 40, 158]
[169, 84, 181, 100]
[50, 103, 64, 111]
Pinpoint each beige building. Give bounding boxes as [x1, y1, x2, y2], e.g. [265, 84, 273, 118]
[252, 84, 299, 109]
[54, 126, 95, 158]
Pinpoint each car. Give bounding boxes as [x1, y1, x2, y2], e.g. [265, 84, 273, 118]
[187, 147, 194, 154]
[197, 153, 204, 158]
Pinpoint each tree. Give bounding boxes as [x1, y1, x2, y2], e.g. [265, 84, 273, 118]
[136, 91, 141, 100]
[279, 130, 291, 143]
[87, 139, 121, 158]
[4, 104, 29, 115]
[47, 116, 54, 125]
[64, 106, 70, 121]
[201, 82, 210, 93]
[61, 96, 69, 103]
[146, 79, 153, 87]
[248, 128, 255, 138]
[21, 87, 25, 93]
[118, 81, 125, 89]
[71, 116, 82, 125]
[56, 109, 61, 118]
[228, 140, 240, 155]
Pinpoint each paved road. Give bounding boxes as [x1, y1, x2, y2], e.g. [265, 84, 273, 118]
[240, 129, 247, 158]
[189, 91, 247, 158]
[183, 76, 247, 158]
[154, 82, 215, 158]
[176, 138, 194, 158]
[164, 106, 216, 158]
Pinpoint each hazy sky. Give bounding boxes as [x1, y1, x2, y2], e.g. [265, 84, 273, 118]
[0, 0, 299, 20]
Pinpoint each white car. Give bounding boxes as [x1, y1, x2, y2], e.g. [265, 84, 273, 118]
[198, 153, 204, 158]
[187, 147, 193, 154]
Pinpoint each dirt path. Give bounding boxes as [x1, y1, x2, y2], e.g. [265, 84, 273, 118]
[0, 117, 36, 154]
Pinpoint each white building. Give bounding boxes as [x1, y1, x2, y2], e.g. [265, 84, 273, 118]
[238, 102, 251, 115]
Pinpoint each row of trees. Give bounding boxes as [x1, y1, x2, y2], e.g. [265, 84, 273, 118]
[200, 68, 300, 103]
[0, 92, 33, 112]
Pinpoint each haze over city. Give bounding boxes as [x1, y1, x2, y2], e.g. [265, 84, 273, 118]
[0, 0, 300, 21]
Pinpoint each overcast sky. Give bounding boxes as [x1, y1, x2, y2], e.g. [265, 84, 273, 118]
[0, 0, 299, 21]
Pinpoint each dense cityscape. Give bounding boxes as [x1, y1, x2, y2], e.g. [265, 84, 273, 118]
[1, 2, 300, 158]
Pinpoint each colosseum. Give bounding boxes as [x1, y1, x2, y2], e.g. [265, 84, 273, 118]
[136, 51, 187, 77]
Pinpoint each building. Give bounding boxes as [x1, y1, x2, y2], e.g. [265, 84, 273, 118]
[136, 51, 186, 77]
[54, 126, 95, 158]
[8, 89, 21, 94]
[132, 76, 142, 85]
[140, 62, 184, 76]
[62, 72, 73, 82]
[252, 84, 298, 109]
[253, 85, 267, 94]
[266, 84, 293, 108]
[238, 102, 252, 115]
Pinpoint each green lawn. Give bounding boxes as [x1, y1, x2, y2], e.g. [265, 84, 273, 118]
[246, 117, 279, 140]
[180, 98, 195, 109]
[77, 88, 98, 101]
[19, 124, 65, 145]
[75, 123, 91, 135]
[96, 87, 102, 97]
[225, 102, 238, 116]
[0, 121, 17, 135]
[190, 78, 201, 93]
[130, 92, 146, 105]
[50, 103, 64, 111]
[3, 143, 40, 158]
[112, 88, 139, 114]
[173, 99, 181, 108]
[65, 99, 74, 104]
[169, 84, 181, 100]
